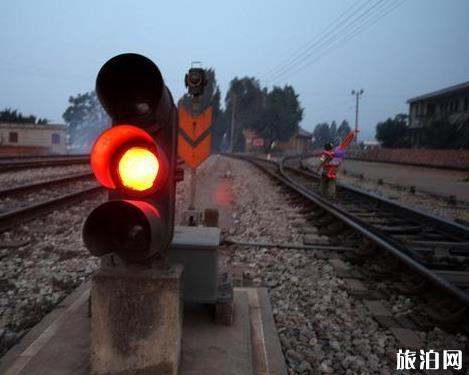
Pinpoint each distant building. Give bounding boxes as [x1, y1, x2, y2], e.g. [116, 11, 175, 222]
[243, 127, 312, 154]
[0, 123, 67, 156]
[407, 81, 469, 146]
[243, 129, 263, 152]
[363, 139, 380, 149]
[276, 128, 313, 154]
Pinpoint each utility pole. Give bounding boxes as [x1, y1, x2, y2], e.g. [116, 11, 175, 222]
[351, 89, 364, 144]
[229, 91, 237, 153]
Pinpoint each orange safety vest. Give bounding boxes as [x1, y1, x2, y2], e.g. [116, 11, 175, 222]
[320, 150, 337, 180]
[319, 131, 355, 180]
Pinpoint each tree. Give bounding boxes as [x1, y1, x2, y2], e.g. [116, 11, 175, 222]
[337, 120, 351, 140]
[423, 119, 469, 149]
[178, 69, 224, 152]
[225, 77, 265, 151]
[375, 113, 409, 148]
[224, 79, 303, 152]
[254, 85, 303, 151]
[312, 122, 331, 148]
[0, 108, 48, 124]
[329, 121, 338, 144]
[62, 91, 109, 152]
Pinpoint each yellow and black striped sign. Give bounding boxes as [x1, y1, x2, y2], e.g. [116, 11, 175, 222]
[178, 106, 212, 168]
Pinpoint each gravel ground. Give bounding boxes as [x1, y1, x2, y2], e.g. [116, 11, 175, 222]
[221, 157, 397, 374]
[1, 156, 467, 373]
[0, 191, 105, 357]
[217, 156, 467, 375]
[0, 164, 91, 189]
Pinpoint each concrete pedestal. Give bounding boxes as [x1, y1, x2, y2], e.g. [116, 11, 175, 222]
[90, 264, 183, 375]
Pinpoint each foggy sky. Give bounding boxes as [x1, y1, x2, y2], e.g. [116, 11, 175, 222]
[0, 0, 468, 141]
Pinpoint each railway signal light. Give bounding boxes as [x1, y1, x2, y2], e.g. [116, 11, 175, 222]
[184, 67, 207, 97]
[83, 53, 178, 263]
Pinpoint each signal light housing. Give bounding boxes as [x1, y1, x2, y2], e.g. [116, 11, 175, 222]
[83, 53, 178, 263]
[184, 67, 207, 97]
[83, 200, 165, 262]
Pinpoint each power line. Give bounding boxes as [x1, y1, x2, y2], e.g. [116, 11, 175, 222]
[265, 0, 408, 85]
[265, 0, 388, 83]
[274, 0, 408, 83]
[318, 0, 407, 54]
[264, 0, 384, 83]
[261, 0, 372, 81]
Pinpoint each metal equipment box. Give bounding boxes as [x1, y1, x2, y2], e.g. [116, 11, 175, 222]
[169, 225, 221, 303]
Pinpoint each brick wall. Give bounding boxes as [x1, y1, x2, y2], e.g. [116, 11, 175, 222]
[352, 148, 469, 170]
[0, 146, 51, 156]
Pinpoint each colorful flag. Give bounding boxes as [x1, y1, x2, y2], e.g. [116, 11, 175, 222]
[330, 131, 355, 166]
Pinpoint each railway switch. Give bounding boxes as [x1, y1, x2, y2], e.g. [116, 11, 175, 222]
[83, 53, 178, 263]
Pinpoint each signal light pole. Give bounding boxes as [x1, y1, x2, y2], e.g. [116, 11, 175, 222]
[183, 62, 207, 214]
[85, 55, 232, 375]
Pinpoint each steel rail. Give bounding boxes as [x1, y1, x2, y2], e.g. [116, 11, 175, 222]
[223, 238, 356, 251]
[0, 185, 103, 232]
[0, 156, 89, 172]
[291, 158, 469, 237]
[230, 154, 469, 307]
[0, 172, 94, 198]
[0, 154, 89, 160]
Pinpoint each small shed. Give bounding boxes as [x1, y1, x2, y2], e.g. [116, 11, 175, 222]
[276, 127, 313, 154]
[243, 127, 313, 154]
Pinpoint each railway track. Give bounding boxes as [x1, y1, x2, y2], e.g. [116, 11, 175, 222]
[0, 172, 102, 232]
[230, 154, 469, 317]
[0, 172, 94, 199]
[0, 154, 89, 173]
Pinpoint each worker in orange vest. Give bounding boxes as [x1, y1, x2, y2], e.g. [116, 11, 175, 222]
[317, 143, 337, 199]
[316, 131, 355, 199]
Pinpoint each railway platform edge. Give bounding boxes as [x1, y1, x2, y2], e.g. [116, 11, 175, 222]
[0, 282, 287, 375]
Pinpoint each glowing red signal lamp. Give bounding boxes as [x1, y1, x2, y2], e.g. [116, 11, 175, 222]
[118, 146, 159, 191]
[90, 125, 168, 195]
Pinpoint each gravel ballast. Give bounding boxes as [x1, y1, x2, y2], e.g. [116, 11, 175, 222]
[223, 158, 397, 374]
[217, 156, 467, 375]
[1, 155, 467, 374]
[0, 192, 105, 357]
